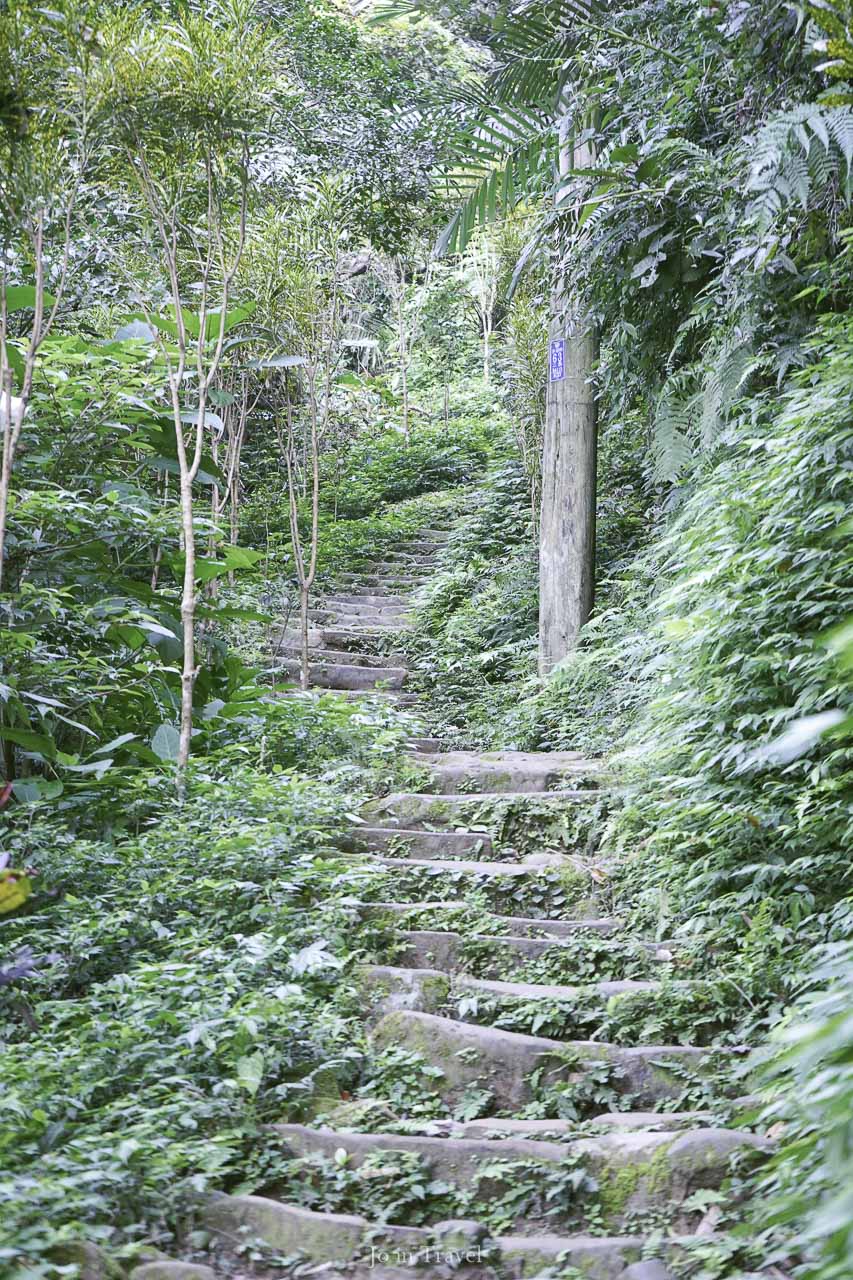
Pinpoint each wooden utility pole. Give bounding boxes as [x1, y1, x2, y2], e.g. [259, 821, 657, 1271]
[538, 124, 598, 675]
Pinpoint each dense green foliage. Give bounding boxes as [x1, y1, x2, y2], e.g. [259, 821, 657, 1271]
[3, 0, 853, 1276]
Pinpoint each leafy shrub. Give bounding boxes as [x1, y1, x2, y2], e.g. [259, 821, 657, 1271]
[0, 766, 371, 1267]
[752, 907, 853, 1279]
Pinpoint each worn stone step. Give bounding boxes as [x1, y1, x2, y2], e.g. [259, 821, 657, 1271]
[454, 972, 668, 1001]
[394, 929, 674, 969]
[371, 853, 569, 877]
[397, 539, 448, 553]
[406, 737, 443, 752]
[363, 902, 620, 937]
[320, 627, 412, 648]
[326, 592, 413, 607]
[270, 1123, 763, 1226]
[362, 965, 673, 1019]
[336, 573, 424, 587]
[498, 1235, 664, 1280]
[321, 688, 421, 705]
[308, 606, 411, 625]
[314, 597, 412, 615]
[202, 1193, 665, 1278]
[357, 827, 496, 859]
[279, 660, 408, 691]
[419, 1113, 714, 1138]
[363, 790, 597, 828]
[130, 1266, 214, 1280]
[416, 750, 602, 794]
[371, 1010, 714, 1108]
[277, 645, 406, 668]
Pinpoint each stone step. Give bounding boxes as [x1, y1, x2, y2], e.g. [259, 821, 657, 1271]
[310, 628, 409, 653]
[313, 597, 412, 615]
[397, 539, 448, 553]
[455, 972, 668, 1001]
[277, 645, 406, 668]
[498, 1235, 671, 1280]
[407, 737, 443, 752]
[363, 790, 597, 827]
[270, 1122, 763, 1227]
[369, 560, 435, 573]
[202, 1193, 668, 1278]
[279, 660, 408, 691]
[320, 627, 412, 647]
[419, 1112, 714, 1138]
[371, 1010, 715, 1108]
[357, 827, 496, 859]
[371, 853, 569, 877]
[336, 573, 425, 587]
[308, 606, 411, 624]
[363, 902, 620, 937]
[362, 965, 673, 1017]
[326, 592, 413, 607]
[415, 750, 602, 794]
[321, 688, 421, 705]
[394, 929, 675, 969]
[130, 1265, 214, 1280]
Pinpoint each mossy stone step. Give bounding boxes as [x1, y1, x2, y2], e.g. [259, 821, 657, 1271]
[335, 573, 425, 587]
[362, 901, 620, 937]
[279, 660, 408, 691]
[371, 1010, 714, 1108]
[277, 644, 407, 668]
[371, 853, 569, 877]
[270, 1122, 766, 1228]
[415, 750, 602, 794]
[130, 1266, 214, 1280]
[406, 737, 443, 752]
[363, 789, 598, 827]
[423, 1113, 713, 1137]
[358, 828, 496, 859]
[320, 626, 413, 647]
[361, 964, 682, 1020]
[326, 591, 413, 606]
[392, 930, 673, 970]
[202, 1193, 666, 1278]
[308, 607, 412, 625]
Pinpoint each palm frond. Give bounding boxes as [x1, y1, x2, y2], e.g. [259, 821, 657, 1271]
[438, 106, 556, 254]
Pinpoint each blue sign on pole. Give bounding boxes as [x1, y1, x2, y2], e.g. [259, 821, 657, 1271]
[549, 338, 565, 382]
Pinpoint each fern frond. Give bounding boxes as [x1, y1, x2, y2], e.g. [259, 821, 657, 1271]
[652, 391, 697, 483]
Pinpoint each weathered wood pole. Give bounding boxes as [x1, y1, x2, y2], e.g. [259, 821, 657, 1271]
[538, 128, 598, 675]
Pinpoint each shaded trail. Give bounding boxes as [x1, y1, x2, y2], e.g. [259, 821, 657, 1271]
[149, 513, 768, 1280]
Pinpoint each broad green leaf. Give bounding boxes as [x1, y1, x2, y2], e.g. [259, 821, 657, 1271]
[0, 727, 57, 759]
[4, 285, 57, 313]
[91, 733, 137, 756]
[247, 354, 306, 369]
[11, 778, 62, 803]
[151, 723, 180, 762]
[235, 1051, 265, 1096]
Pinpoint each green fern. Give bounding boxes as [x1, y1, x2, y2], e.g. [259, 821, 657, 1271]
[747, 103, 853, 227]
[651, 387, 696, 484]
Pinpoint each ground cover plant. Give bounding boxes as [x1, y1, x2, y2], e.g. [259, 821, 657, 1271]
[1, 0, 852, 1277]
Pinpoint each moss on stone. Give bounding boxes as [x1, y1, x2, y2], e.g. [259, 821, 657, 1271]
[595, 1144, 676, 1226]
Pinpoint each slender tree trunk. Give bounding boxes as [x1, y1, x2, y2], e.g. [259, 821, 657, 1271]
[177, 463, 197, 765]
[538, 129, 598, 675]
[299, 582, 310, 691]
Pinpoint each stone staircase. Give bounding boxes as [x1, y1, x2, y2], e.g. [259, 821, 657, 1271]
[145, 520, 768, 1280]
